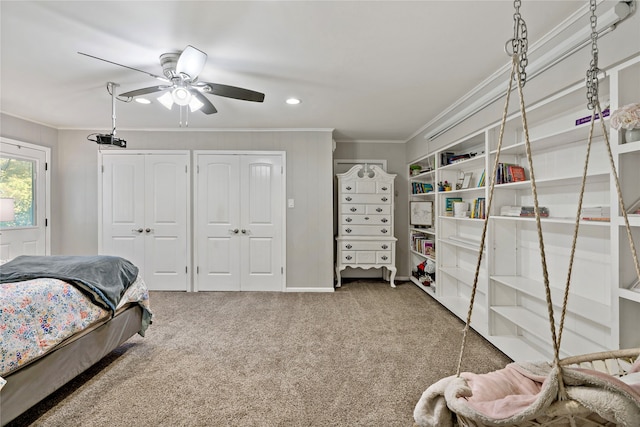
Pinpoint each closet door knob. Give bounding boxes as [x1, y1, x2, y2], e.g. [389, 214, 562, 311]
[229, 228, 239, 234]
[132, 228, 143, 233]
[145, 228, 152, 233]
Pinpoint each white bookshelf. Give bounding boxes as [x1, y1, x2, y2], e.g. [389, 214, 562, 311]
[407, 52, 640, 361]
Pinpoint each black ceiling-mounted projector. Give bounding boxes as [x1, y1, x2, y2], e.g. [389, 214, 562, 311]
[95, 133, 126, 147]
[87, 82, 127, 148]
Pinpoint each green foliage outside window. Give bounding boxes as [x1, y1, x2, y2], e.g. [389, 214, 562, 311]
[0, 156, 35, 228]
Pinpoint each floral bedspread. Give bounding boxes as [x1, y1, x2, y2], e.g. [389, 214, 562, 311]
[0, 275, 150, 389]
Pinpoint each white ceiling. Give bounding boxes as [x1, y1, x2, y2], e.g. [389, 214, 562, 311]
[0, 1, 584, 143]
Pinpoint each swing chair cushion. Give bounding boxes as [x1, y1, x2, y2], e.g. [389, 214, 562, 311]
[414, 361, 640, 427]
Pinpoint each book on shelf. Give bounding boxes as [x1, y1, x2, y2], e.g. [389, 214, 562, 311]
[581, 206, 610, 221]
[445, 197, 463, 213]
[470, 198, 486, 219]
[411, 182, 433, 194]
[477, 169, 485, 187]
[500, 206, 549, 217]
[496, 163, 527, 184]
[411, 233, 435, 257]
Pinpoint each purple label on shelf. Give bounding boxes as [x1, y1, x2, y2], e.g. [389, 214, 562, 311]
[575, 108, 610, 126]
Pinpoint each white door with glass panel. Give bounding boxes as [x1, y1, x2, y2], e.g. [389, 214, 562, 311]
[100, 152, 189, 291]
[195, 152, 284, 291]
[0, 139, 49, 259]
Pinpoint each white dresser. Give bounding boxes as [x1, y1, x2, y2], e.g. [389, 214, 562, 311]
[335, 165, 397, 287]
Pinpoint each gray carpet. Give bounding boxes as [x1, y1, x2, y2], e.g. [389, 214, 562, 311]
[9, 280, 511, 426]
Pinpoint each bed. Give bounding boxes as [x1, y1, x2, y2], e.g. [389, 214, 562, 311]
[0, 255, 151, 426]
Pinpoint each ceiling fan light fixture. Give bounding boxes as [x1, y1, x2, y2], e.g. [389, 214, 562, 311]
[135, 98, 151, 104]
[158, 92, 174, 110]
[189, 96, 204, 112]
[286, 98, 301, 105]
[172, 87, 192, 106]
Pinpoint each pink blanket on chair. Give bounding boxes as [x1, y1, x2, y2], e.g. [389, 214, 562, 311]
[414, 361, 640, 427]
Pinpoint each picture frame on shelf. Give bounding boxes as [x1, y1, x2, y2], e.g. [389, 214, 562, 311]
[445, 197, 463, 214]
[411, 201, 433, 227]
[461, 172, 473, 189]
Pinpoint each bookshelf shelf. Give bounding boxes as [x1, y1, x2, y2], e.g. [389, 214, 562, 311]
[406, 52, 640, 360]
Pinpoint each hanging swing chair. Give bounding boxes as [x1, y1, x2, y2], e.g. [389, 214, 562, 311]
[414, 2, 640, 426]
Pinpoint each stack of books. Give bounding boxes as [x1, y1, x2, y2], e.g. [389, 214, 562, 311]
[500, 206, 549, 217]
[411, 233, 435, 257]
[411, 182, 433, 194]
[581, 206, 610, 221]
[496, 163, 526, 184]
[470, 198, 486, 219]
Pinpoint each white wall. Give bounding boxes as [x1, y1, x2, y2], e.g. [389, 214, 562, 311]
[58, 129, 335, 290]
[0, 117, 335, 291]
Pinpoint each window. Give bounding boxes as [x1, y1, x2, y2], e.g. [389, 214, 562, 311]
[0, 155, 36, 228]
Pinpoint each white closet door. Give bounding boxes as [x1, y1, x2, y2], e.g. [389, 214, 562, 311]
[101, 155, 146, 272]
[101, 153, 189, 291]
[195, 153, 284, 291]
[196, 154, 242, 291]
[240, 155, 283, 291]
[143, 154, 189, 290]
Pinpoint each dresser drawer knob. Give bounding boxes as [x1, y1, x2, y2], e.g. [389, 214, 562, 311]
[346, 244, 353, 249]
[350, 207, 357, 212]
[346, 186, 352, 191]
[381, 186, 388, 191]
[382, 244, 389, 249]
[364, 217, 370, 221]
[381, 229, 388, 234]
[381, 197, 388, 202]
[345, 228, 352, 233]
[381, 256, 388, 261]
[381, 218, 388, 223]
[345, 255, 353, 260]
[345, 197, 352, 201]
[376, 208, 383, 212]
[345, 217, 352, 222]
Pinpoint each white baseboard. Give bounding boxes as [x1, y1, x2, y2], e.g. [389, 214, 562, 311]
[285, 287, 335, 293]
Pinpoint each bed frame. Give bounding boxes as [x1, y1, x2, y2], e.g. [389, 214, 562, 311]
[0, 304, 143, 426]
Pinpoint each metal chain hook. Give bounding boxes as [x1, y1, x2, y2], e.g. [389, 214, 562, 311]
[586, 0, 600, 110]
[505, 0, 529, 86]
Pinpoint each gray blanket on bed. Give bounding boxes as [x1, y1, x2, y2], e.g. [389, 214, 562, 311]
[0, 255, 139, 314]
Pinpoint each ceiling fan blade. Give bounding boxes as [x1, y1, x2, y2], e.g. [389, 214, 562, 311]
[78, 52, 168, 81]
[191, 90, 217, 114]
[200, 82, 265, 102]
[120, 86, 168, 98]
[176, 45, 207, 79]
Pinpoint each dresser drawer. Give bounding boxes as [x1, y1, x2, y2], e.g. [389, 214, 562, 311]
[341, 214, 391, 225]
[376, 251, 392, 264]
[341, 204, 390, 215]
[340, 225, 392, 236]
[341, 194, 391, 204]
[339, 241, 392, 251]
[376, 183, 392, 194]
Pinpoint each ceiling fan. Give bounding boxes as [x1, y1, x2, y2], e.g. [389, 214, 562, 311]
[79, 46, 265, 115]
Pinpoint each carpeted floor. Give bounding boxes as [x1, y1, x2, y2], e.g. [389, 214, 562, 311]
[8, 280, 511, 426]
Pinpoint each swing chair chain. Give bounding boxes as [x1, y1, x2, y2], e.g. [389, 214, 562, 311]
[506, 0, 529, 86]
[586, 0, 600, 110]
